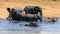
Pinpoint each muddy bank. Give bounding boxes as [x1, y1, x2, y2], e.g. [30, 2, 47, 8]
[0, 0, 60, 18]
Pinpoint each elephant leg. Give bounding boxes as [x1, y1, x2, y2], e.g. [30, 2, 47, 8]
[7, 14, 11, 19]
[40, 18, 42, 22]
[39, 11, 42, 17]
[37, 17, 42, 22]
[39, 10, 42, 22]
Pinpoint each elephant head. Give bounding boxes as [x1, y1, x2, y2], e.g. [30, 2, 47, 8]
[7, 7, 22, 20]
[34, 6, 42, 17]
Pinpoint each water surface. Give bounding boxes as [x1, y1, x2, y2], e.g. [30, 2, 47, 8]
[0, 18, 59, 31]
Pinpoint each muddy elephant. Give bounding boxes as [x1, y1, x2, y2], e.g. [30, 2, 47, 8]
[24, 5, 42, 22]
[24, 5, 42, 17]
[44, 17, 56, 23]
[7, 7, 23, 21]
[7, 7, 42, 22]
[24, 15, 42, 22]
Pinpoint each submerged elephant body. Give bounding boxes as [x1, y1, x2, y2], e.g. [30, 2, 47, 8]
[44, 17, 57, 23]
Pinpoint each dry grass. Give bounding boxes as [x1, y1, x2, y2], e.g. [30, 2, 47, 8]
[0, 0, 60, 18]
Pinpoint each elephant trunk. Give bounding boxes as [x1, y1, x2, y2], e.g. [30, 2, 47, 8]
[39, 8, 42, 22]
[39, 10, 42, 18]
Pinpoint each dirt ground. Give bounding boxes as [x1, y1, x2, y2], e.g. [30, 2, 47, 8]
[0, 0, 60, 18]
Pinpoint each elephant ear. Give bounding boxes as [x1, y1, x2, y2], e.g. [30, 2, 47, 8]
[7, 8, 12, 13]
[12, 8, 15, 13]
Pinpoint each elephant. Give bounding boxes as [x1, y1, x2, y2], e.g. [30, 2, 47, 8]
[7, 7, 23, 21]
[24, 5, 42, 17]
[24, 5, 42, 22]
[44, 17, 56, 23]
[7, 7, 42, 22]
[48, 17, 56, 22]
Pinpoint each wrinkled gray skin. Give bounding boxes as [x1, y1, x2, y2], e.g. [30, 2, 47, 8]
[24, 5, 42, 17]
[12, 7, 22, 14]
[24, 5, 42, 22]
[7, 7, 42, 22]
[7, 7, 22, 20]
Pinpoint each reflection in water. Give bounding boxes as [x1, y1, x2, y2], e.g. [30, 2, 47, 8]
[0, 18, 59, 31]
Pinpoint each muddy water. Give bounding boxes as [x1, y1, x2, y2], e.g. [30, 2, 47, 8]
[0, 18, 59, 31]
[0, 18, 59, 34]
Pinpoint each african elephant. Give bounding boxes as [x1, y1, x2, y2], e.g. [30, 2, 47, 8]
[44, 17, 56, 23]
[24, 5, 42, 22]
[24, 5, 42, 17]
[7, 7, 42, 22]
[7, 7, 23, 21]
